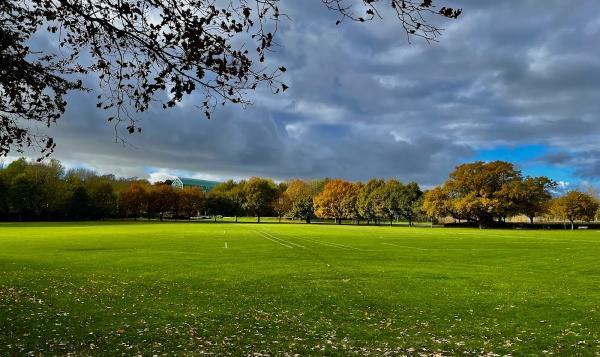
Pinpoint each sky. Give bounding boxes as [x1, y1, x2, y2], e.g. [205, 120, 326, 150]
[5, 0, 600, 189]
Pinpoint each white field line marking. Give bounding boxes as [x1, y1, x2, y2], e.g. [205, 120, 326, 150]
[260, 231, 307, 249]
[456, 232, 531, 239]
[255, 231, 293, 249]
[455, 232, 600, 244]
[381, 242, 430, 251]
[284, 233, 360, 251]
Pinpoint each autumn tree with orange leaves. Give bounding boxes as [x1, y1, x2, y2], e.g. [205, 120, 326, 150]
[119, 183, 149, 220]
[314, 179, 357, 224]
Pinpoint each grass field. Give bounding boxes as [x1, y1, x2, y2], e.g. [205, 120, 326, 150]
[0, 222, 599, 356]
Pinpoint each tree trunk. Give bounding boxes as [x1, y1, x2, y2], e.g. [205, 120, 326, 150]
[366, 220, 370, 225]
[529, 216, 534, 225]
[235, 215, 238, 223]
[257, 215, 260, 223]
[571, 221, 574, 230]
[305, 216, 311, 224]
[338, 218, 342, 225]
[278, 216, 282, 223]
[389, 217, 393, 227]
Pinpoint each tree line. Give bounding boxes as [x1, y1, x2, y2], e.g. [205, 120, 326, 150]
[1, 158, 598, 228]
[422, 161, 599, 229]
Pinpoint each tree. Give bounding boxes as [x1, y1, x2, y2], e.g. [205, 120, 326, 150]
[88, 182, 118, 219]
[314, 179, 355, 224]
[398, 182, 423, 227]
[243, 177, 277, 223]
[8, 174, 39, 220]
[1, 0, 461, 158]
[372, 180, 403, 226]
[344, 182, 363, 224]
[205, 192, 232, 221]
[228, 181, 246, 222]
[0, 175, 7, 218]
[273, 192, 292, 223]
[421, 186, 449, 223]
[512, 177, 555, 224]
[212, 180, 246, 221]
[178, 187, 205, 221]
[67, 186, 92, 220]
[290, 197, 315, 224]
[357, 179, 385, 225]
[285, 179, 319, 223]
[119, 183, 148, 220]
[443, 161, 522, 228]
[550, 191, 599, 230]
[148, 184, 178, 221]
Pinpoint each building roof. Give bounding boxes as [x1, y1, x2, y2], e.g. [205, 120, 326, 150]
[175, 177, 221, 191]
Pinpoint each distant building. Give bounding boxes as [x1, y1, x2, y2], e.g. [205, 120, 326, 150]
[171, 177, 221, 192]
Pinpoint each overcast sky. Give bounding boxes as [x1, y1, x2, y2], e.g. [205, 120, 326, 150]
[6, 0, 600, 188]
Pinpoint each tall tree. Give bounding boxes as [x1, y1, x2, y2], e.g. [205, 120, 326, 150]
[314, 179, 355, 224]
[8, 174, 39, 220]
[243, 177, 277, 223]
[512, 177, 555, 224]
[0, 175, 7, 217]
[178, 187, 205, 221]
[343, 182, 363, 224]
[372, 179, 403, 226]
[273, 191, 292, 223]
[88, 182, 118, 219]
[67, 186, 92, 220]
[357, 179, 385, 225]
[1, 0, 461, 158]
[205, 192, 232, 221]
[398, 182, 423, 227]
[421, 186, 449, 223]
[443, 161, 522, 228]
[119, 183, 148, 220]
[148, 184, 178, 221]
[550, 191, 599, 230]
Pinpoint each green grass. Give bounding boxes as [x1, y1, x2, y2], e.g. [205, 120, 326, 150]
[0, 222, 599, 356]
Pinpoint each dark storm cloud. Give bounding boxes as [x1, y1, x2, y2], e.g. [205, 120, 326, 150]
[22, 0, 600, 183]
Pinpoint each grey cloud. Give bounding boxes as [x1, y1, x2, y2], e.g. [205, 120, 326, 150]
[16, 0, 600, 184]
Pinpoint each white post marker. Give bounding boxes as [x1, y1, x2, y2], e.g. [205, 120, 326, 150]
[224, 242, 228, 249]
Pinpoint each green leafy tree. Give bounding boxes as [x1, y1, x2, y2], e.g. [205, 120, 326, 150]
[372, 180, 403, 226]
[289, 197, 315, 224]
[0, 175, 9, 217]
[67, 186, 92, 220]
[398, 182, 423, 227]
[243, 177, 278, 223]
[204, 192, 232, 221]
[8, 174, 39, 220]
[88, 182, 118, 219]
[357, 179, 385, 225]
